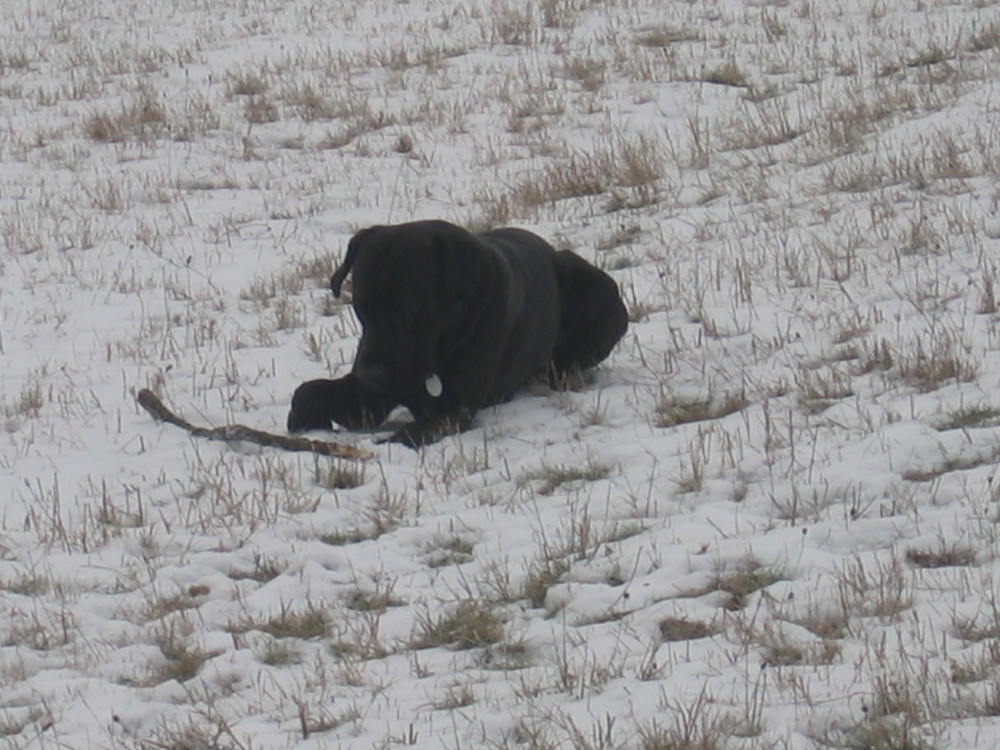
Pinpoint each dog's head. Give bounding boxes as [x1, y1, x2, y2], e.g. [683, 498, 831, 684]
[330, 221, 486, 400]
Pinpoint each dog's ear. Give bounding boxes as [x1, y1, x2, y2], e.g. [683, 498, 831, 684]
[331, 226, 380, 297]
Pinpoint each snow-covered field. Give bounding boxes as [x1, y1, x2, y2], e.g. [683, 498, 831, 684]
[3, 0, 1000, 747]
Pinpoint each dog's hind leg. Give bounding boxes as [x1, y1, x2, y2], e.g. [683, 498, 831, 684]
[550, 250, 629, 377]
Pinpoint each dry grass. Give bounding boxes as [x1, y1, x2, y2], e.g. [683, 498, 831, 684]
[701, 62, 748, 88]
[934, 406, 1000, 431]
[254, 606, 330, 640]
[519, 458, 611, 497]
[425, 535, 475, 568]
[150, 624, 219, 684]
[5, 0, 1000, 748]
[710, 563, 782, 611]
[897, 337, 977, 392]
[837, 556, 914, 620]
[411, 601, 505, 650]
[523, 558, 571, 609]
[659, 616, 715, 642]
[655, 392, 748, 428]
[228, 555, 284, 583]
[345, 586, 404, 613]
[314, 458, 366, 490]
[637, 691, 729, 750]
[476, 134, 665, 223]
[905, 544, 975, 569]
[85, 89, 168, 142]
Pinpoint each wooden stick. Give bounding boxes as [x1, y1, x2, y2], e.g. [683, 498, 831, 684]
[136, 389, 373, 460]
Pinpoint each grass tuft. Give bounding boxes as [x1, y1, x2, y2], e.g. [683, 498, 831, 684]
[85, 89, 168, 142]
[520, 459, 611, 495]
[905, 544, 975, 569]
[701, 62, 748, 87]
[656, 392, 748, 427]
[151, 626, 217, 684]
[711, 565, 782, 611]
[524, 558, 570, 609]
[933, 406, 1000, 431]
[258, 606, 330, 640]
[659, 616, 715, 642]
[411, 601, 505, 650]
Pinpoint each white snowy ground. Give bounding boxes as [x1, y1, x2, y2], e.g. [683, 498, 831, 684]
[2, 0, 1000, 747]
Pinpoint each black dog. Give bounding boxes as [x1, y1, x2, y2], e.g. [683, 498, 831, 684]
[287, 220, 627, 447]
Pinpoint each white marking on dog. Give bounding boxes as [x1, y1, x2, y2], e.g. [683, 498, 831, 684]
[425, 374, 443, 398]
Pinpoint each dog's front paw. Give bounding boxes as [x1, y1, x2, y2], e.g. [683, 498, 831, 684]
[386, 423, 439, 449]
[386, 413, 472, 448]
[287, 381, 335, 432]
[288, 377, 393, 433]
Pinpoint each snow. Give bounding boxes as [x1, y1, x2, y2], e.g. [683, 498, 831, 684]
[2, 0, 1000, 747]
